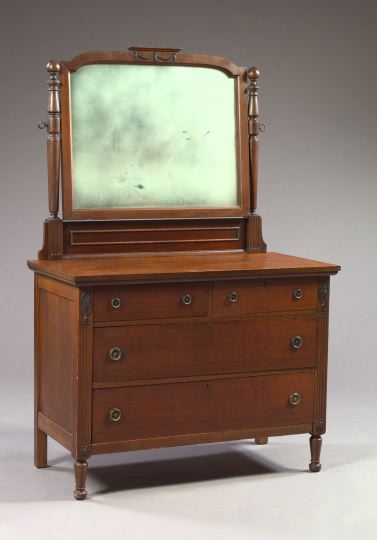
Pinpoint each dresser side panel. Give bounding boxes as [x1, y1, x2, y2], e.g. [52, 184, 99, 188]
[36, 276, 79, 435]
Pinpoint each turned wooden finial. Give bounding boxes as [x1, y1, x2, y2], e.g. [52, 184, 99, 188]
[46, 59, 61, 218]
[247, 66, 262, 214]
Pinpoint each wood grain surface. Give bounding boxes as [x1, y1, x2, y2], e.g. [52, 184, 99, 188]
[28, 251, 340, 285]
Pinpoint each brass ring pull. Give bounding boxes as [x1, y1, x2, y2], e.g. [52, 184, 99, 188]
[181, 294, 192, 305]
[109, 408, 122, 422]
[291, 335, 304, 349]
[109, 347, 122, 361]
[289, 392, 301, 406]
[111, 297, 121, 309]
[227, 291, 239, 303]
[293, 288, 303, 300]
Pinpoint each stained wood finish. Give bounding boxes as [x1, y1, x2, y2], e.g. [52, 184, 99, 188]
[73, 460, 88, 500]
[37, 277, 77, 434]
[313, 276, 330, 436]
[46, 60, 61, 218]
[38, 412, 72, 451]
[247, 67, 261, 214]
[94, 282, 209, 322]
[92, 372, 315, 443]
[92, 424, 312, 455]
[309, 435, 322, 472]
[63, 218, 246, 256]
[28, 252, 340, 285]
[72, 288, 93, 461]
[246, 214, 267, 253]
[34, 276, 48, 468]
[93, 315, 318, 383]
[64, 49, 245, 75]
[213, 277, 319, 315]
[255, 437, 268, 445]
[34, 428, 48, 468]
[38, 217, 63, 260]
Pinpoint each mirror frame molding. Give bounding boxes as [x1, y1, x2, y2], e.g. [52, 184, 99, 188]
[59, 49, 251, 220]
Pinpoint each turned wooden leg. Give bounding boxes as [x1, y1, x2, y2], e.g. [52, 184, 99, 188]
[34, 427, 48, 468]
[255, 436, 268, 445]
[309, 435, 322, 472]
[73, 460, 88, 500]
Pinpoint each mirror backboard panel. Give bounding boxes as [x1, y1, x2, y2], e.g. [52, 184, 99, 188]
[70, 64, 238, 209]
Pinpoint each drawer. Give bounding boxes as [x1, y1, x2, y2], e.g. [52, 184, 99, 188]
[93, 315, 317, 382]
[212, 277, 318, 315]
[92, 372, 315, 443]
[94, 282, 209, 322]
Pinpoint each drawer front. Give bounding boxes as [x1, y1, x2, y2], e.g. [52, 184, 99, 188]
[92, 372, 315, 443]
[94, 282, 209, 322]
[212, 278, 318, 315]
[93, 316, 317, 382]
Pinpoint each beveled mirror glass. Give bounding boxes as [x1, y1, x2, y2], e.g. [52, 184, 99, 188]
[70, 64, 238, 209]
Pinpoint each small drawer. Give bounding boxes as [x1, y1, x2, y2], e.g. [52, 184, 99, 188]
[212, 277, 318, 315]
[92, 372, 315, 443]
[94, 282, 209, 322]
[93, 315, 317, 383]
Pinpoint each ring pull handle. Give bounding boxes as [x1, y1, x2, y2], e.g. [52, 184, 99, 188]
[111, 297, 121, 309]
[227, 291, 239, 303]
[288, 392, 301, 406]
[293, 288, 303, 300]
[109, 347, 123, 362]
[108, 408, 122, 422]
[181, 294, 192, 305]
[291, 335, 304, 349]
[37, 121, 48, 129]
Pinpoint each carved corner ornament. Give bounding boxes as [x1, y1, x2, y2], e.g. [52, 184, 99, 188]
[319, 282, 329, 313]
[80, 292, 92, 327]
[314, 421, 326, 435]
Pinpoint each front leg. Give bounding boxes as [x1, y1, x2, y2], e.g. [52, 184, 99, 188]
[73, 460, 88, 500]
[309, 435, 322, 472]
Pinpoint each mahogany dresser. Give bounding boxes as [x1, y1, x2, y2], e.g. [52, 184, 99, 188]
[28, 47, 340, 499]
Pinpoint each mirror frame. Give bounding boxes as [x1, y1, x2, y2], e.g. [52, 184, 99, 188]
[60, 49, 250, 220]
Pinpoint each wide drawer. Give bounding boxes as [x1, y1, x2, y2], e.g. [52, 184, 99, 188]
[93, 315, 317, 383]
[92, 372, 315, 443]
[212, 277, 318, 315]
[94, 282, 209, 322]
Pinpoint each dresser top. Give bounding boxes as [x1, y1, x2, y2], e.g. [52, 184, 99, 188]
[27, 252, 340, 286]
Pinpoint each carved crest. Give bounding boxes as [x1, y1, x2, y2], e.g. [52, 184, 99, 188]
[129, 46, 182, 62]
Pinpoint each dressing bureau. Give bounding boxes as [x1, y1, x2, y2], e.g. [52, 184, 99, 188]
[28, 47, 340, 499]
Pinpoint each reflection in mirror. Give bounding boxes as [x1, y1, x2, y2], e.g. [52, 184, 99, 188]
[70, 64, 238, 209]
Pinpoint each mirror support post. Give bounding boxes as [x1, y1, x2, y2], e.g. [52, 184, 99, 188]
[38, 60, 63, 260]
[246, 67, 266, 253]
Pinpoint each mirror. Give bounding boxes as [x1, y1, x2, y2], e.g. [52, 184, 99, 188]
[70, 64, 238, 209]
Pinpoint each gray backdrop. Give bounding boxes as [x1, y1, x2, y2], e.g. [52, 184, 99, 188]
[0, 1, 376, 538]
